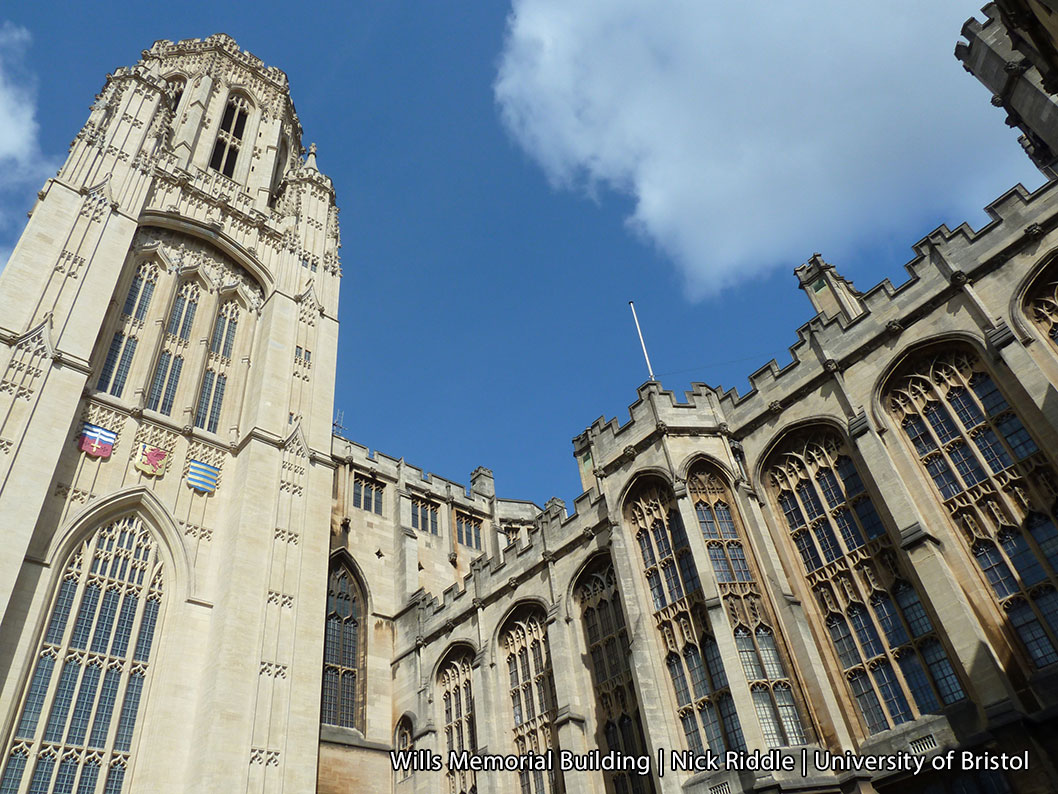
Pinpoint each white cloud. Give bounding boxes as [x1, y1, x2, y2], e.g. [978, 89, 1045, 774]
[0, 21, 56, 259]
[495, 1, 1045, 298]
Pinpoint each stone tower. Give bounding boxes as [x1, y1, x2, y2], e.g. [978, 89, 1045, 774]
[0, 35, 339, 792]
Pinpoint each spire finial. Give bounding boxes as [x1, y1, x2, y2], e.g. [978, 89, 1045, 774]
[305, 142, 318, 170]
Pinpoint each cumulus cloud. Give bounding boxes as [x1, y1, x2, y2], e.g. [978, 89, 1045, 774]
[495, 1, 1043, 297]
[0, 22, 56, 259]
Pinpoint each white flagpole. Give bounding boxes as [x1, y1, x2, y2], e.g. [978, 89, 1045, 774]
[628, 301, 656, 381]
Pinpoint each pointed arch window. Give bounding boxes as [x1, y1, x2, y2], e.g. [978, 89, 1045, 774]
[146, 351, 183, 416]
[626, 480, 750, 757]
[321, 562, 366, 731]
[768, 430, 966, 735]
[121, 263, 157, 322]
[501, 608, 563, 794]
[439, 651, 476, 793]
[209, 94, 250, 179]
[887, 349, 1058, 670]
[194, 371, 226, 434]
[394, 717, 414, 783]
[209, 301, 239, 359]
[165, 282, 199, 342]
[97, 334, 137, 398]
[0, 517, 164, 794]
[1026, 267, 1058, 345]
[687, 466, 809, 748]
[166, 77, 185, 130]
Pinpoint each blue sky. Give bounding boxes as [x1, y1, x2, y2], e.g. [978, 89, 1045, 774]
[0, 2, 1046, 508]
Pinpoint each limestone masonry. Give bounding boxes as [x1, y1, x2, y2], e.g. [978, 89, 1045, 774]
[1, 5, 1058, 793]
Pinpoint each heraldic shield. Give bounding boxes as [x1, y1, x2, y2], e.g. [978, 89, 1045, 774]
[134, 443, 168, 476]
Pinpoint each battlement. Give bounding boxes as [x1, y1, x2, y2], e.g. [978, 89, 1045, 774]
[146, 33, 292, 92]
[716, 180, 1058, 427]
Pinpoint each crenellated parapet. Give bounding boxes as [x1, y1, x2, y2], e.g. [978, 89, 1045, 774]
[142, 34, 300, 134]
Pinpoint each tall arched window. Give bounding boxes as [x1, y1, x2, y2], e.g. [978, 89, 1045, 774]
[1026, 266, 1058, 345]
[394, 717, 414, 784]
[208, 301, 239, 360]
[98, 264, 158, 398]
[574, 557, 655, 794]
[439, 650, 476, 794]
[887, 348, 1058, 670]
[624, 480, 744, 756]
[500, 607, 563, 794]
[688, 466, 809, 748]
[766, 430, 966, 736]
[165, 281, 199, 342]
[0, 516, 165, 793]
[166, 76, 185, 124]
[321, 561, 366, 731]
[209, 94, 250, 179]
[121, 263, 157, 323]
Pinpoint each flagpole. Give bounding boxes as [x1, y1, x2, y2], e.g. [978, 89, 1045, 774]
[628, 301, 656, 381]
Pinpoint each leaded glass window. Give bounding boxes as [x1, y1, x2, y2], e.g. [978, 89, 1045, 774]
[96, 334, 137, 398]
[456, 514, 482, 551]
[502, 609, 563, 794]
[395, 718, 413, 783]
[411, 499, 439, 535]
[439, 651, 476, 794]
[208, 301, 239, 360]
[767, 430, 965, 735]
[321, 562, 365, 730]
[209, 94, 250, 179]
[626, 478, 747, 756]
[575, 559, 654, 794]
[887, 349, 1058, 670]
[120, 264, 157, 323]
[0, 517, 164, 794]
[687, 466, 809, 749]
[194, 370, 226, 434]
[352, 476, 384, 516]
[164, 282, 199, 342]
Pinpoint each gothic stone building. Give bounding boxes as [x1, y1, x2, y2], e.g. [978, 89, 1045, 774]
[1, 14, 1058, 794]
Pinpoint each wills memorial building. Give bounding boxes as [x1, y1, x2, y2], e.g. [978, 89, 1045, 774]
[0, 5, 1057, 793]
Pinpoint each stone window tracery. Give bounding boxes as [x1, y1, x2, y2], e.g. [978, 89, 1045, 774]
[767, 431, 966, 736]
[412, 499, 438, 535]
[145, 351, 183, 415]
[121, 264, 157, 323]
[575, 558, 655, 794]
[625, 480, 746, 756]
[0, 516, 164, 794]
[887, 349, 1058, 670]
[193, 300, 239, 435]
[688, 467, 809, 748]
[165, 281, 199, 343]
[353, 476, 383, 515]
[208, 94, 250, 179]
[167, 77, 185, 115]
[500, 608, 563, 794]
[395, 717, 414, 783]
[1027, 270, 1058, 344]
[439, 651, 476, 794]
[97, 333, 137, 398]
[456, 514, 482, 551]
[321, 562, 365, 731]
[208, 301, 239, 360]
[194, 371, 226, 435]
